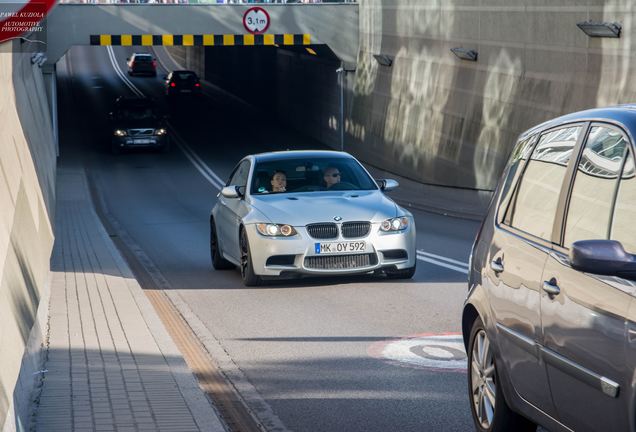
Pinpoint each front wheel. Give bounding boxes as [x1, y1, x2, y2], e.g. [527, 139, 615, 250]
[239, 228, 261, 286]
[468, 318, 536, 432]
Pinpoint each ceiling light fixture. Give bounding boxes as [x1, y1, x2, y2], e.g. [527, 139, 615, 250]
[450, 47, 478, 62]
[577, 21, 621, 38]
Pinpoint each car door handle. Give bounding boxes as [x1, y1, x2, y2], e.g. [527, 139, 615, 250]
[542, 279, 561, 296]
[490, 258, 504, 273]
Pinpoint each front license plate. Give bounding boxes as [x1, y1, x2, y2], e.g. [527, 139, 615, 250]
[315, 241, 366, 254]
[133, 139, 152, 144]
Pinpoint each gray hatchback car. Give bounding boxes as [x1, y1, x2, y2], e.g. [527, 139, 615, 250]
[463, 106, 636, 432]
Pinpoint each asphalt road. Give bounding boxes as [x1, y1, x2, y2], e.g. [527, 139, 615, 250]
[57, 45, 481, 431]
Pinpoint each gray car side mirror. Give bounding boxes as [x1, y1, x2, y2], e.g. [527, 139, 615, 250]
[221, 186, 241, 198]
[570, 240, 636, 280]
[378, 179, 399, 192]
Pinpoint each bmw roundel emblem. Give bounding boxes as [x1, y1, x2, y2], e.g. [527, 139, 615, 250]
[334, 216, 342, 221]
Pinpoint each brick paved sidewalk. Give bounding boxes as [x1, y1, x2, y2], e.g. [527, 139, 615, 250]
[33, 168, 226, 432]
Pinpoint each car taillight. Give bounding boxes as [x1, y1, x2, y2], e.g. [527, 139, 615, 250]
[152, 60, 157, 68]
[194, 83, 200, 87]
[170, 82, 176, 87]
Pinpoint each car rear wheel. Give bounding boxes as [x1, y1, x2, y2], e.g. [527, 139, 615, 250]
[468, 318, 536, 432]
[240, 228, 261, 286]
[210, 219, 233, 270]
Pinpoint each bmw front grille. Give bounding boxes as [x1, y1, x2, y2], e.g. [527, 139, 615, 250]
[341, 222, 371, 238]
[307, 223, 338, 239]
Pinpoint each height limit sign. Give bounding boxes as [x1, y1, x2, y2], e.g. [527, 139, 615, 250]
[243, 7, 270, 34]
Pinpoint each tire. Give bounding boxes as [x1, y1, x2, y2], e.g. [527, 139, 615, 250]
[386, 263, 416, 279]
[467, 318, 536, 432]
[239, 228, 261, 286]
[210, 219, 233, 270]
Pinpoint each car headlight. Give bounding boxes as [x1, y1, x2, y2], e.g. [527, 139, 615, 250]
[380, 217, 409, 232]
[113, 129, 127, 137]
[256, 223, 298, 237]
[155, 128, 167, 136]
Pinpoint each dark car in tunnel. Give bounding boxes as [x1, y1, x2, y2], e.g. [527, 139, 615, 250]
[463, 105, 636, 432]
[126, 53, 157, 77]
[109, 96, 169, 154]
[164, 70, 202, 99]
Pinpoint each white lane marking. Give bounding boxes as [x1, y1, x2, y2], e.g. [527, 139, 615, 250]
[107, 45, 472, 277]
[417, 250, 468, 268]
[106, 46, 226, 190]
[106, 46, 143, 97]
[169, 128, 225, 190]
[416, 252, 468, 274]
[168, 126, 226, 188]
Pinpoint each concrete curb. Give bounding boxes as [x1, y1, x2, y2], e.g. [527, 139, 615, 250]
[80, 168, 227, 432]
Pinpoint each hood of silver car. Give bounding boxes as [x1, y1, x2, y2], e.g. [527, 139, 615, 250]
[249, 191, 399, 226]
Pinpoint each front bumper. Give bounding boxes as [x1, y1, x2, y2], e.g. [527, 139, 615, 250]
[245, 222, 416, 277]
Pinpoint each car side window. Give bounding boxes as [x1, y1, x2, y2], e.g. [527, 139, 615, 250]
[563, 125, 628, 247]
[227, 160, 250, 188]
[508, 125, 582, 241]
[500, 135, 537, 224]
[611, 150, 636, 254]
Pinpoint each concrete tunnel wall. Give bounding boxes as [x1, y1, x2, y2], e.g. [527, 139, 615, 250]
[0, 41, 56, 431]
[3, 0, 636, 427]
[173, 1, 636, 190]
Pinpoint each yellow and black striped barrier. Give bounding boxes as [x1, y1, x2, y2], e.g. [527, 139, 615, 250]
[90, 34, 311, 47]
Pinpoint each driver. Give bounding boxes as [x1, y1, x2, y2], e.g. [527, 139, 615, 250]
[323, 166, 341, 189]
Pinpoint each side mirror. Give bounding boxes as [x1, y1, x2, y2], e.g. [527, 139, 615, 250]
[126, 57, 130, 61]
[378, 178, 399, 192]
[570, 240, 636, 279]
[162, 75, 168, 80]
[221, 186, 241, 199]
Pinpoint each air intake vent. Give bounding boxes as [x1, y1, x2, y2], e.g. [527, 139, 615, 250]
[341, 222, 370, 238]
[307, 223, 338, 239]
[304, 253, 378, 270]
[266, 255, 296, 266]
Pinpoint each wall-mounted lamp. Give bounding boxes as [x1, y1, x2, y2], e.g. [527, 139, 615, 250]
[30, 52, 47, 67]
[373, 54, 393, 67]
[450, 47, 478, 62]
[577, 21, 621, 38]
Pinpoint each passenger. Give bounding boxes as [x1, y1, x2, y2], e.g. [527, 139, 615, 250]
[323, 166, 341, 189]
[270, 170, 287, 193]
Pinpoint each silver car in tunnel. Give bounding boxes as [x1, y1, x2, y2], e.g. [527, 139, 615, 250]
[210, 150, 417, 286]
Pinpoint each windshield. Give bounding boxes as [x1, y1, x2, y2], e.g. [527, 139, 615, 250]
[134, 55, 152, 62]
[175, 72, 197, 81]
[120, 107, 155, 120]
[250, 157, 378, 195]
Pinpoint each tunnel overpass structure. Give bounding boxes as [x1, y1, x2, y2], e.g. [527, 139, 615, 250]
[44, 4, 359, 70]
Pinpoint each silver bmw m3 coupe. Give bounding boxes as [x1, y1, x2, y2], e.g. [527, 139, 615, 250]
[210, 150, 417, 286]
